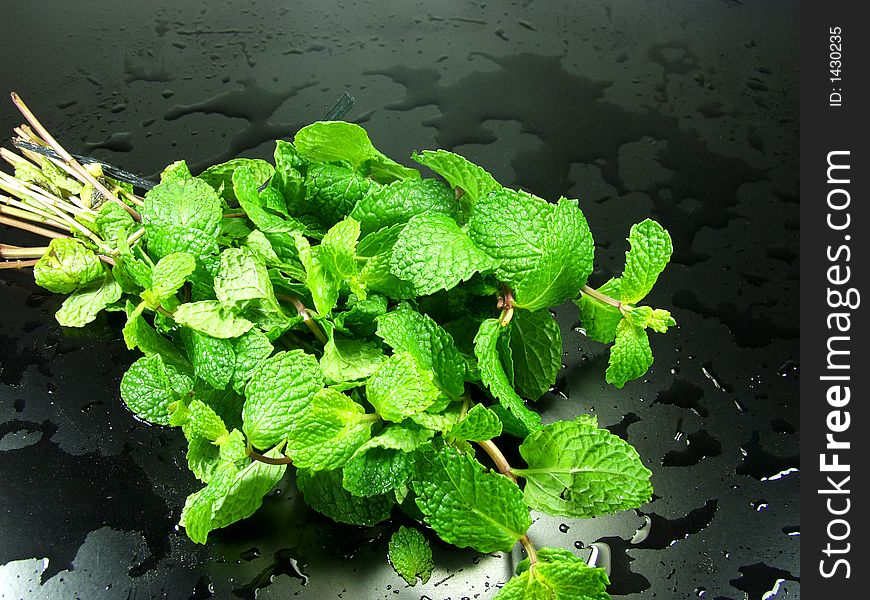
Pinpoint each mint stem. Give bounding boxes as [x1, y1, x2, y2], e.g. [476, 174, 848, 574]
[247, 448, 293, 465]
[520, 534, 538, 566]
[498, 283, 515, 327]
[277, 294, 328, 344]
[580, 284, 623, 309]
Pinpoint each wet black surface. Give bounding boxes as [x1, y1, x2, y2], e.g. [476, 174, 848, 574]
[0, 1, 799, 598]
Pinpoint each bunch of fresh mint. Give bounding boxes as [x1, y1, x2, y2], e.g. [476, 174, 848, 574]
[14, 120, 675, 598]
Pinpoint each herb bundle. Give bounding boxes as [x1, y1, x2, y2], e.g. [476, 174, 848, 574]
[0, 93, 676, 598]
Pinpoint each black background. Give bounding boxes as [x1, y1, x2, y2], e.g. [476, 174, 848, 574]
[0, 1, 799, 598]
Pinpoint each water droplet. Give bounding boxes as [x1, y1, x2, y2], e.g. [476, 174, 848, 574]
[558, 523, 570, 533]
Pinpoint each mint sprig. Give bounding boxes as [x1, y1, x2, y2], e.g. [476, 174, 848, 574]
[1, 99, 680, 598]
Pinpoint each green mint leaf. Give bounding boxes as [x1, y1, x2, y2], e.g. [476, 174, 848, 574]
[34, 238, 104, 294]
[303, 163, 375, 226]
[350, 178, 459, 236]
[285, 388, 374, 470]
[514, 417, 653, 518]
[413, 446, 531, 553]
[473, 319, 542, 436]
[362, 423, 434, 452]
[623, 306, 676, 334]
[173, 300, 255, 339]
[388, 526, 434, 586]
[170, 398, 229, 441]
[449, 404, 503, 442]
[295, 467, 394, 526]
[342, 446, 416, 498]
[120, 354, 193, 426]
[142, 177, 222, 238]
[320, 326, 386, 384]
[357, 223, 405, 257]
[242, 350, 323, 449]
[408, 401, 464, 432]
[293, 233, 340, 316]
[411, 149, 500, 205]
[182, 329, 235, 390]
[468, 191, 594, 311]
[319, 217, 363, 296]
[198, 158, 274, 202]
[294, 121, 379, 170]
[359, 252, 417, 300]
[605, 320, 653, 388]
[366, 352, 441, 422]
[574, 282, 622, 344]
[333, 294, 388, 338]
[160, 160, 192, 183]
[233, 167, 306, 237]
[508, 309, 563, 401]
[145, 223, 221, 286]
[148, 252, 196, 303]
[231, 330, 273, 394]
[617, 219, 672, 304]
[181, 445, 286, 544]
[375, 306, 466, 398]
[55, 269, 123, 327]
[214, 247, 277, 311]
[95, 202, 135, 246]
[269, 140, 305, 210]
[495, 547, 610, 600]
[389, 212, 498, 296]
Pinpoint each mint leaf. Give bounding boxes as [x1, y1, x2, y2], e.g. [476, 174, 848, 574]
[294, 121, 380, 170]
[357, 223, 405, 257]
[198, 158, 274, 202]
[181, 444, 286, 544]
[449, 404, 503, 442]
[508, 309, 562, 401]
[617, 219, 672, 304]
[342, 446, 416, 497]
[495, 547, 610, 600]
[413, 446, 530, 553]
[233, 167, 306, 237]
[293, 232, 340, 316]
[242, 350, 323, 449]
[55, 269, 123, 327]
[350, 178, 459, 236]
[363, 423, 434, 452]
[319, 217, 363, 296]
[474, 319, 541, 436]
[120, 354, 193, 426]
[296, 468, 394, 526]
[142, 177, 222, 238]
[214, 247, 278, 311]
[285, 388, 374, 470]
[170, 398, 228, 441]
[366, 352, 441, 422]
[231, 330, 273, 394]
[182, 329, 235, 390]
[270, 140, 305, 210]
[605, 320, 653, 389]
[321, 326, 386, 384]
[95, 202, 135, 246]
[334, 294, 388, 337]
[34, 238, 104, 294]
[173, 300, 255, 338]
[160, 160, 192, 183]
[514, 417, 653, 518]
[359, 252, 416, 300]
[389, 212, 498, 296]
[412, 149, 500, 205]
[375, 306, 466, 398]
[468, 191, 594, 311]
[388, 526, 434, 586]
[623, 305, 675, 334]
[574, 282, 622, 344]
[148, 252, 196, 304]
[303, 163, 374, 226]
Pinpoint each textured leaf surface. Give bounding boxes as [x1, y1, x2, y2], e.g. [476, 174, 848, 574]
[296, 468, 394, 526]
[142, 177, 222, 238]
[149, 252, 196, 303]
[508, 309, 562, 401]
[617, 219, 672, 304]
[55, 271, 123, 327]
[351, 178, 458, 236]
[366, 352, 441, 422]
[34, 238, 104, 294]
[495, 547, 610, 600]
[285, 388, 373, 470]
[342, 446, 415, 497]
[412, 149, 500, 205]
[473, 319, 541, 436]
[320, 331, 385, 384]
[182, 329, 235, 390]
[605, 320, 653, 389]
[173, 300, 254, 339]
[376, 306, 466, 398]
[514, 417, 653, 518]
[468, 191, 593, 311]
[389, 213, 497, 296]
[449, 404, 503, 442]
[242, 350, 323, 449]
[231, 330, 273, 394]
[388, 526, 434, 586]
[413, 446, 530, 553]
[121, 354, 193, 425]
[303, 163, 373, 225]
